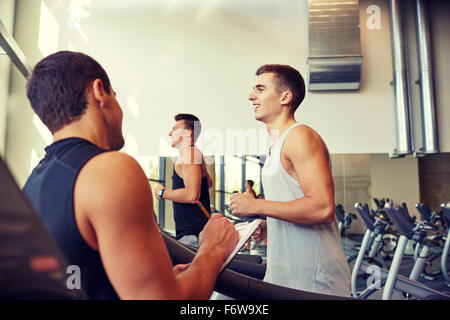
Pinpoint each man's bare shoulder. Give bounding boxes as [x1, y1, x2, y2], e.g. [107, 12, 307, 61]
[284, 124, 328, 159]
[86, 151, 144, 173]
[90, 150, 139, 163]
[286, 124, 325, 146]
[78, 151, 149, 196]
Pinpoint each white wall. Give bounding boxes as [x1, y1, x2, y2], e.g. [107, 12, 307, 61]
[5, 0, 49, 185]
[4, 0, 450, 187]
[0, 0, 15, 156]
[61, 0, 398, 156]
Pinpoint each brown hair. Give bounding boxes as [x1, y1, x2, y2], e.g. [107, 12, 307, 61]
[26, 51, 111, 133]
[256, 64, 306, 113]
[174, 113, 201, 142]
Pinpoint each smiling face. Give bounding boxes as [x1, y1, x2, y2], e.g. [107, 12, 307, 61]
[169, 120, 191, 148]
[248, 72, 285, 123]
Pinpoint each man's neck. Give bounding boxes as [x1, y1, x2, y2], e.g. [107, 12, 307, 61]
[52, 119, 110, 150]
[175, 140, 199, 164]
[176, 140, 195, 154]
[265, 114, 297, 144]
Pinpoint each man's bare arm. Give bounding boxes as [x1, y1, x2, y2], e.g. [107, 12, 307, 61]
[75, 152, 238, 299]
[160, 163, 202, 203]
[155, 147, 203, 203]
[231, 126, 335, 225]
[207, 171, 213, 189]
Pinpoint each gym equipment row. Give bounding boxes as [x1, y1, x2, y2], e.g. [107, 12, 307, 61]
[338, 198, 450, 300]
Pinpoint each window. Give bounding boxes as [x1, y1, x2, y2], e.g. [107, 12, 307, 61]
[245, 155, 262, 197]
[224, 155, 244, 205]
[147, 156, 165, 225]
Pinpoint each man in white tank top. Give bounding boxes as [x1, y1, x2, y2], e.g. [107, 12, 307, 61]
[230, 64, 351, 297]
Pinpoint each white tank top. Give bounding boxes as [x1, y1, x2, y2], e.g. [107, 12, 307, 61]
[261, 123, 351, 296]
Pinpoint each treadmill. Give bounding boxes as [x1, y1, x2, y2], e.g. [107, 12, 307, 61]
[0, 156, 87, 299]
[2, 155, 445, 300]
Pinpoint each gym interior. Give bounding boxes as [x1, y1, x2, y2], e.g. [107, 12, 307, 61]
[0, 0, 449, 301]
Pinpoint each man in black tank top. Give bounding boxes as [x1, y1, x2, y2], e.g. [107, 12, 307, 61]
[22, 51, 238, 299]
[154, 114, 213, 247]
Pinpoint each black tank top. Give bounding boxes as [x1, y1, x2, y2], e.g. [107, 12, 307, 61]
[172, 166, 210, 240]
[23, 137, 119, 300]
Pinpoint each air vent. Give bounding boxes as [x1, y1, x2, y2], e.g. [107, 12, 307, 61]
[308, 0, 362, 91]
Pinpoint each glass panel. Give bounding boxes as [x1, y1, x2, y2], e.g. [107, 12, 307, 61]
[224, 155, 243, 205]
[245, 155, 261, 196]
[147, 156, 160, 223]
[148, 156, 160, 180]
[163, 157, 175, 233]
[330, 154, 371, 236]
[215, 155, 222, 212]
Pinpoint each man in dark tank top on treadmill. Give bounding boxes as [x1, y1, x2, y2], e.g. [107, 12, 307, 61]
[154, 114, 213, 247]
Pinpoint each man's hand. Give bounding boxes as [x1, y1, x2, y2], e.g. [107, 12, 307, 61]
[198, 215, 239, 259]
[154, 184, 165, 200]
[229, 192, 258, 217]
[252, 220, 267, 242]
[173, 263, 191, 277]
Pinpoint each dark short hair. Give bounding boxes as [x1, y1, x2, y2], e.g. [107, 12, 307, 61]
[174, 113, 201, 142]
[256, 64, 306, 113]
[26, 51, 111, 133]
[246, 179, 254, 188]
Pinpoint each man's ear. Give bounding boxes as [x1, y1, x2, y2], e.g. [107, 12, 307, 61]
[280, 90, 293, 106]
[91, 79, 107, 108]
